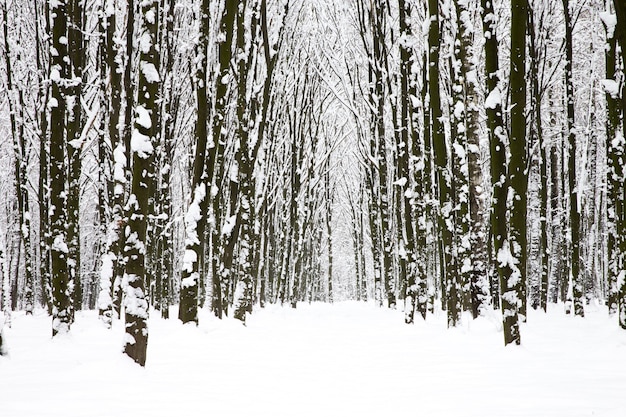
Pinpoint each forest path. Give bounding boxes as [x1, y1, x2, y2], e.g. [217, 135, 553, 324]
[0, 302, 625, 416]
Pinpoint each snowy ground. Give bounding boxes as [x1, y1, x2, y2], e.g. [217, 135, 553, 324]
[1, 301, 625, 417]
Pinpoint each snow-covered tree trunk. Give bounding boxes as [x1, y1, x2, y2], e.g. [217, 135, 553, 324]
[49, 0, 72, 336]
[325, 167, 334, 303]
[397, 0, 418, 323]
[207, 0, 237, 318]
[98, 0, 126, 328]
[122, 0, 161, 366]
[0, 245, 7, 354]
[35, 0, 53, 314]
[612, 0, 626, 328]
[232, 0, 259, 322]
[410, 62, 428, 320]
[527, 5, 549, 311]
[430, 0, 457, 325]
[2, 2, 34, 315]
[1, 246, 10, 329]
[602, 3, 621, 316]
[482, 0, 521, 345]
[509, 0, 528, 322]
[373, 0, 395, 309]
[179, 0, 211, 325]
[456, 0, 489, 318]
[66, 0, 85, 316]
[154, 0, 176, 319]
[450, 28, 467, 324]
[562, 0, 584, 317]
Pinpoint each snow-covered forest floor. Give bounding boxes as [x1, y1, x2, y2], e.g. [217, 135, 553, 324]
[1, 302, 625, 417]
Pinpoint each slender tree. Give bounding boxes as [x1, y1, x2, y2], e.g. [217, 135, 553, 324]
[179, 0, 212, 325]
[207, 0, 237, 318]
[509, 0, 528, 322]
[562, 0, 584, 317]
[49, 0, 72, 336]
[612, 0, 626, 328]
[66, 0, 85, 315]
[2, 1, 34, 315]
[603, 1, 621, 316]
[483, 0, 521, 344]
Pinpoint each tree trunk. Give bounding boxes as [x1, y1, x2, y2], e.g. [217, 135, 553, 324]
[49, 0, 71, 336]
[509, 0, 528, 322]
[482, 0, 521, 345]
[563, 0, 584, 317]
[456, 0, 489, 318]
[179, 0, 212, 325]
[208, 0, 237, 318]
[2, 1, 34, 316]
[611, 0, 626, 328]
[66, 0, 85, 317]
[122, 0, 161, 366]
[603, 2, 621, 316]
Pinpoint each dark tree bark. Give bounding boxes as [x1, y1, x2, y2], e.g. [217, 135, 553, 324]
[179, 0, 212, 325]
[482, 0, 521, 345]
[612, 0, 626, 328]
[528, 7, 549, 312]
[604, 2, 621, 316]
[455, 0, 489, 318]
[562, 0, 584, 317]
[49, 0, 72, 336]
[325, 167, 334, 303]
[509, 0, 528, 322]
[2, 1, 34, 315]
[208, 0, 237, 318]
[430, 0, 458, 326]
[66, 0, 85, 316]
[122, 0, 161, 366]
[398, 0, 419, 323]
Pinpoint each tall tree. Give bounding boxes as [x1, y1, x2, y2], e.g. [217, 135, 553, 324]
[2, 1, 34, 315]
[612, 0, 626, 328]
[603, 1, 621, 317]
[98, 0, 125, 328]
[398, 0, 419, 323]
[207, 0, 237, 318]
[430, 0, 459, 326]
[179, 0, 212, 325]
[509, 0, 528, 322]
[482, 0, 521, 344]
[122, 0, 161, 366]
[66, 0, 85, 315]
[455, 0, 489, 318]
[49, 0, 72, 336]
[562, 0, 584, 317]
[528, 1, 549, 312]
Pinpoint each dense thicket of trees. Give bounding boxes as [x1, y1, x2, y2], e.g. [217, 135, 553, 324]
[0, 0, 625, 364]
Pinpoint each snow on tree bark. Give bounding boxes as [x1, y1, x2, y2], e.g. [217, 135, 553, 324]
[602, 4, 621, 317]
[563, 0, 584, 317]
[509, 0, 528, 322]
[207, 0, 237, 319]
[49, 0, 72, 336]
[482, 0, 520, 345]
[612, 0, 626, 329]
[122, 0, 161, 366]
[179, 0, 212, 325]
[455, 0, 490, 318]
[2, 1, 34, 316]
[66, 0, 85, 317]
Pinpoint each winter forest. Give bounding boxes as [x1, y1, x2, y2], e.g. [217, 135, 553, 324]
[0, 0, 626, 414]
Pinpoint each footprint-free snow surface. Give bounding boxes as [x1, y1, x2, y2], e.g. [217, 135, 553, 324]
[1, 301, 625, 416]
